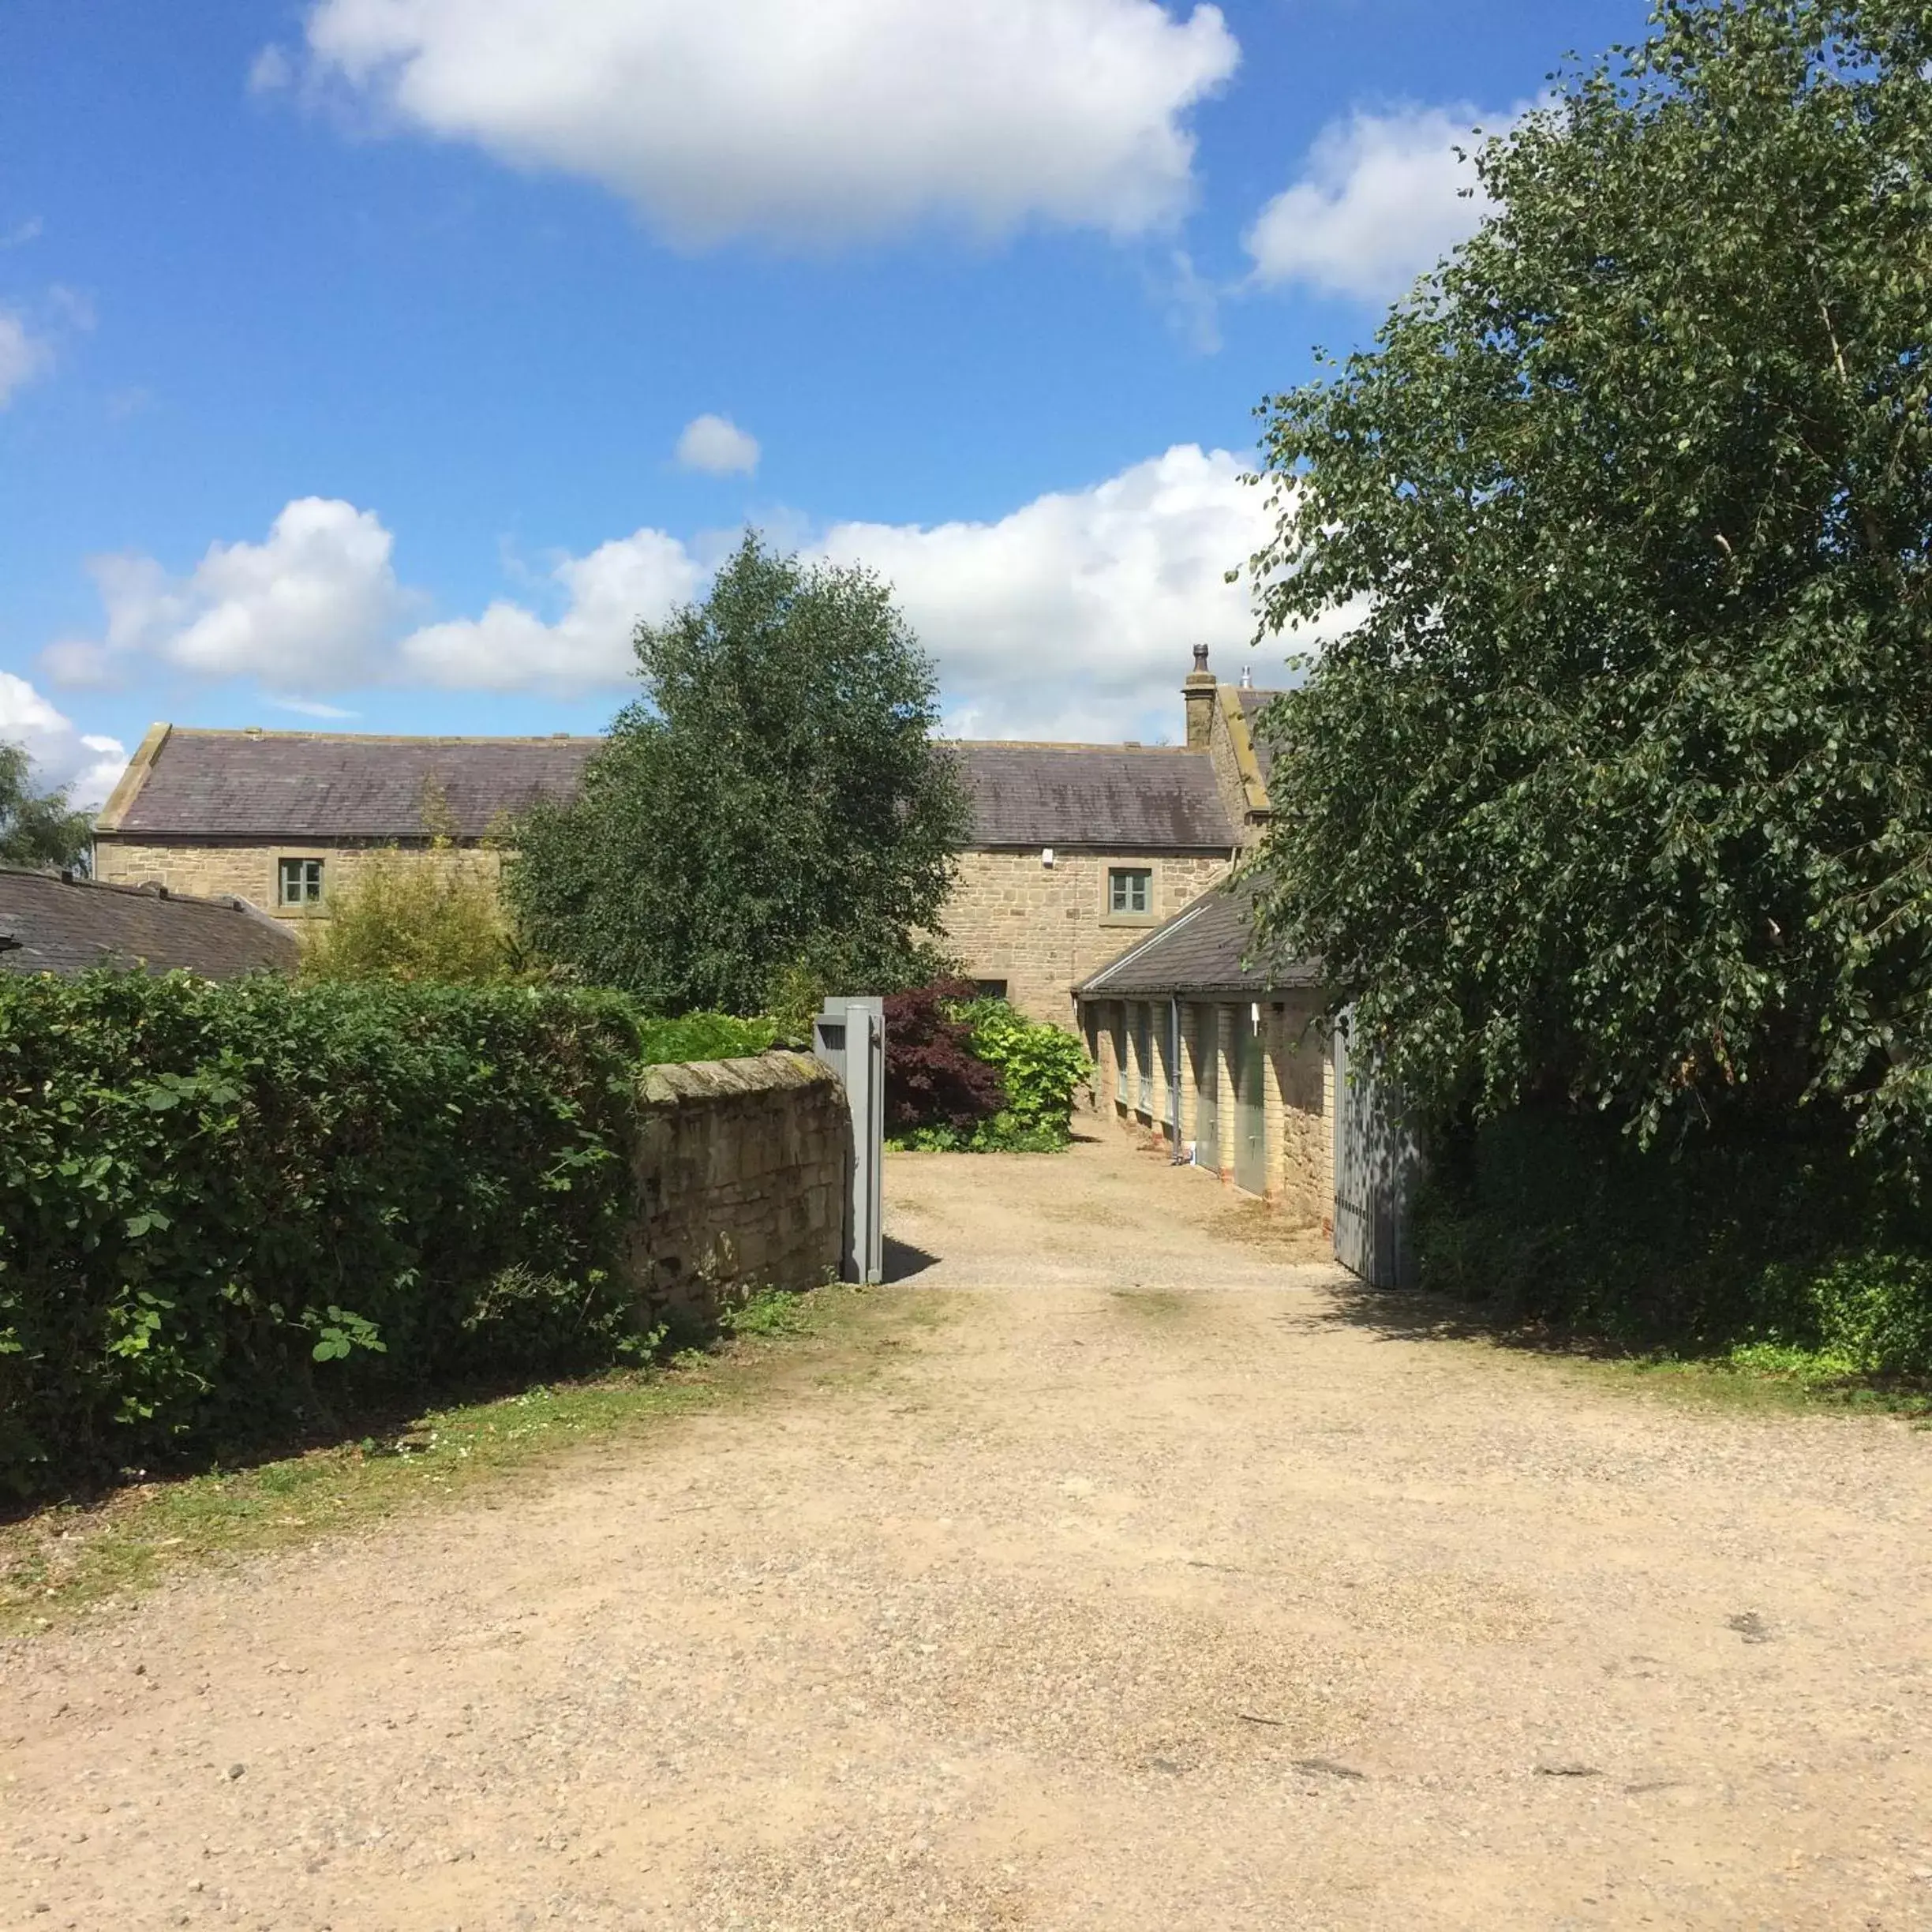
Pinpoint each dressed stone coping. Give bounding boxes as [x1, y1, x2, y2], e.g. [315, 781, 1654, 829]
[636, 1050, 831, 1107]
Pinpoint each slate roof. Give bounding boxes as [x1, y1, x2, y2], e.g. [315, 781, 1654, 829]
[0, 868, 300, 980]
[951, 743, 1236, 851]
[1075, 879, 1320, 999]
[98, 727, 1242, 855]
[96, 727, 602, 841]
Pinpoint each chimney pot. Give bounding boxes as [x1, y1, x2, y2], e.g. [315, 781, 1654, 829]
[1181, 643, 1217, 749]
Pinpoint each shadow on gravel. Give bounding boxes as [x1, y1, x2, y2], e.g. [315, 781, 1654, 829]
[1312, 1278, 1638, 1362]
[883, 1236, 942, 1283]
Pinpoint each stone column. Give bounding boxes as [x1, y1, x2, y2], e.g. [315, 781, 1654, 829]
[1215, 1003, 1237, 1178]
[1264, 1002, 1289, 1203]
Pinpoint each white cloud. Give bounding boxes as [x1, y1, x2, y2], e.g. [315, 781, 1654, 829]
[44, 498, 408, 692]
[0, 672, 127, 810]
[675, 414, 760, 477]
[294, 0, 1239, 245]
[396, 528, 702, 690]
[821, 444, 1281, 739]
[249, 45, 294, 95]
[0, 310, 51, 408]
[1245, 103, 1504, 304]
[32, 448, 1333, 732]
[269, 697, 359, 719]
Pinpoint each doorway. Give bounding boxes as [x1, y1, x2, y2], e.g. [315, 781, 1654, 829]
[1192, 1004, 1219, 1170]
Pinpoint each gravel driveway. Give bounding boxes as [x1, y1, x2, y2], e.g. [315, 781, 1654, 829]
[4, 1128, 1930, 1930]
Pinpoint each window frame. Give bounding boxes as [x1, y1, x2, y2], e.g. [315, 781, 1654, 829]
[1106, 865, 1155, 922]
[277, 856, 325, 909]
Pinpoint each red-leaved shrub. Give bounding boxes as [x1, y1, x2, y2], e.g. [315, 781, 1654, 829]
[883, 979, 1005, 1132]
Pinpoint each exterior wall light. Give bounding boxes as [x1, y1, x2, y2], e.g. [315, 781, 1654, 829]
[1041, 847, 1055, 868]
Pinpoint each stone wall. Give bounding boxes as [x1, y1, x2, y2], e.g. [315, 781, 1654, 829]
[621, 1051, 848, 1335]
[939, 849, 1231, 1024]
[92, 838, 501, 930]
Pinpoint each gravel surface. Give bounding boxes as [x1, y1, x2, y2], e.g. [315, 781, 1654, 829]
[3, 1127, 1930, 1930]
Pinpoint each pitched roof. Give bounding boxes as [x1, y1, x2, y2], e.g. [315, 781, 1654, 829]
[0, 867, 300, 980]
[96, 726, 601, 841]
[1075, 878, 1320, 998]
[951, 743, 1236, 851]
[96, 725, 1242, 855]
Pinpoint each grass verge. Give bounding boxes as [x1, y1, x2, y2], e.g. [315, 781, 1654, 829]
[0, 1282, 918, 1635]
[1585, 1341, 1932, 1421]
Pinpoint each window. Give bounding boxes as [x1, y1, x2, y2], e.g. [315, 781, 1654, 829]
[1108, 867, 1153, 917]
[278, 857, 324, 908]
[972, 979, 1009, 1000]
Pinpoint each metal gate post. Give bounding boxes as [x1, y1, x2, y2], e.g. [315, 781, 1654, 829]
[812, 995, 886, 1285]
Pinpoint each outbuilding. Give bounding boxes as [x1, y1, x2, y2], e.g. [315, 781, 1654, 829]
[0, 866, 299, 980]
[1076, 882, 1334, 1230]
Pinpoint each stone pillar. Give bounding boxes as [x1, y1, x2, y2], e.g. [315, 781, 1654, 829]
[1122, 1001, 1143, 1121]
[1264, 1002, 1289, 1203]
[1183, 643, 1217, 751]
[1215, 1003, 1237, 1178]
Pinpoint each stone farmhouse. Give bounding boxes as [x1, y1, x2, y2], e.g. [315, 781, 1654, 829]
[90, 649, 1336, 1222]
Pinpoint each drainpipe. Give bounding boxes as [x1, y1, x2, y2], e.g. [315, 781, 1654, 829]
[1169, 994, 1187, 1164]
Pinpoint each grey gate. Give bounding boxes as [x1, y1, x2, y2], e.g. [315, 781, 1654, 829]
[811, 996, 885, 1285]
[1331, 1010, 1424, 1289]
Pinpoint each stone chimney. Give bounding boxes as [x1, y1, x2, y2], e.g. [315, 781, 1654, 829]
[1182, 643, 1216, 750]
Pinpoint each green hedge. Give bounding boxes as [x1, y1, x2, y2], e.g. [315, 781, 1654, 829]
[1416, 1110, 1932, 1373]
[0, 974, 678, 1496]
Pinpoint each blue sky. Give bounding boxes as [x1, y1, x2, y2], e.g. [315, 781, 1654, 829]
[0, 0, 1647, 801]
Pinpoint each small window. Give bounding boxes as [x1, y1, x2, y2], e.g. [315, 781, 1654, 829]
[279, 857, 324, 908]
[1108, 867, 1152, 916]
[972, 979, 1009, 1001]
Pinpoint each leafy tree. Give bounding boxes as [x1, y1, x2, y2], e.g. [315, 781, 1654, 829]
[0, 741, 92, 872]
[507, 534, 968, 1014]
[1246, 0, 1932, 1161]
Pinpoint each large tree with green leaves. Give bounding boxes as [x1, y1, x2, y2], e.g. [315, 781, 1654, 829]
[1247, 0, 1932, 1159]
[506, 535, 968, 1014]
[0, 742, 92, 872]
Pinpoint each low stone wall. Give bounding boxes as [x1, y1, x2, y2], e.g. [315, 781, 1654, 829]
[621, 1050, 848, 1334]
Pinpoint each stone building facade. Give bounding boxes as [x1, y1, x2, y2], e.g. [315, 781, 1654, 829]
[92, 652, 1283, 1029]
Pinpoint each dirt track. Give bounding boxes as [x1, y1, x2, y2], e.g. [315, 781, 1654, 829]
[4, 1128, 1930, 1930]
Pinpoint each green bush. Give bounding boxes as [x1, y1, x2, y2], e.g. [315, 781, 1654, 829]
[1415, 1109, 1932, 1373]
[957, 999, 1091, 1138]
[0, 973, 662, 1496]
[883, 996, 1091, 1151]
[635, 1011, 777, 1065]
[297, 848, 523, 986]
